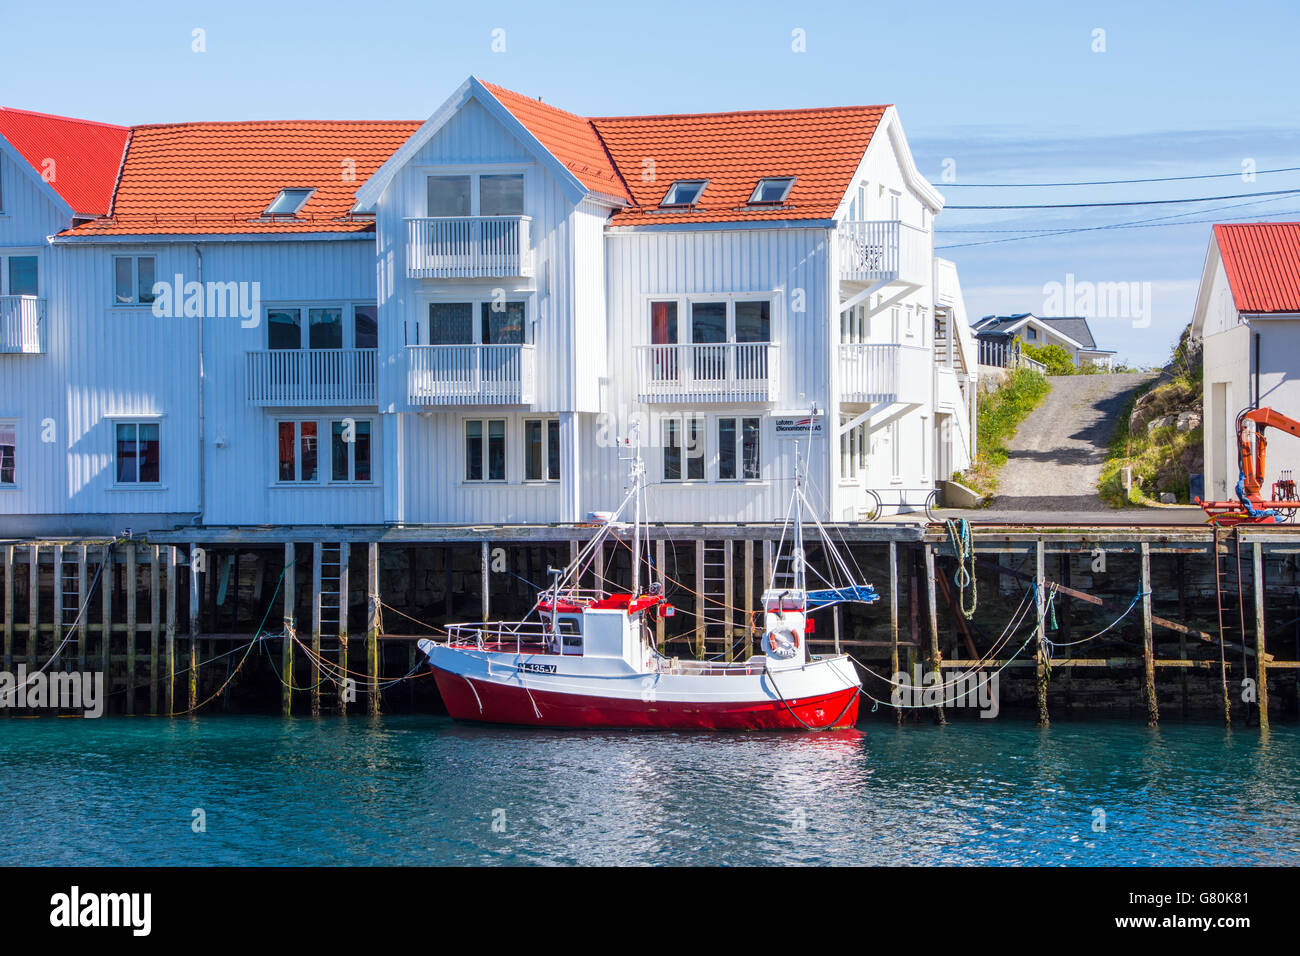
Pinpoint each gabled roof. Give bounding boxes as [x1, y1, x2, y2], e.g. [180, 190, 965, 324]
[62, 120, 420, 237]
[1213, 222, 1300, 313]
[480, 82, 628, 203]
[974, 313, 1100, 350]
[592, 105, 888, 225]
[0, 107, 128, 216]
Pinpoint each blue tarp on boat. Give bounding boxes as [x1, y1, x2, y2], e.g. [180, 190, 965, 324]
[806, 584, 879, 606]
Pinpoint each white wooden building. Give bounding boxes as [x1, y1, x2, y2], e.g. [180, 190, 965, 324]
[0, 78, 976, 535]
[1192, 223, 1300, 503]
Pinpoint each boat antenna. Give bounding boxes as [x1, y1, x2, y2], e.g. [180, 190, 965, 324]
[620, 423, 645, 597]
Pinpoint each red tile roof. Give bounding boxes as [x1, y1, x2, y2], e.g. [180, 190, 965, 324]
[0, 107, 128, 216]
[65, 120, 420, 236]
[480, 82, 629, 203]
[591, 105, 888, 225]
[1214, 223, 1300, 313]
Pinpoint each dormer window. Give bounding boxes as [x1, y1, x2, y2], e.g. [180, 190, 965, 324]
[264, 188, 315, 217]
[660, 180, 707, 208]
[748, 177, 795, 204]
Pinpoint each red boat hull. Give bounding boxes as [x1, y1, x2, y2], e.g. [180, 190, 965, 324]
[431, 668, 860, 730]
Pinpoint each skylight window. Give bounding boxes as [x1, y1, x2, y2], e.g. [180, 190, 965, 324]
[749, 177, 795, 204]
[660, 180, 707, 207]
[264, 188, 315, 217]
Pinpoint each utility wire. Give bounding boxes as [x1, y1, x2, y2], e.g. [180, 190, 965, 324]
[943, 187, 1300, 210]
[939, 165, 1300, 187]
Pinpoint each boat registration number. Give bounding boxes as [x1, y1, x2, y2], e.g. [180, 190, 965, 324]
[518, 662, 558, 675]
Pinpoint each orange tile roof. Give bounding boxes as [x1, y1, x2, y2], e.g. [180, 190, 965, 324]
[591, 105, 887, 225]
[64, 120, 420, 236]
[0, 107, 128, 216]
[481, 82, 629, 203]
[1215, 222, 1300, 313]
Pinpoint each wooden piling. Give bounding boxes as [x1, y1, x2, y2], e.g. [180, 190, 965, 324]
[339, 542, 350, 716]
[101, 544, 112, 689]
[694, 539, 706, 658]
[1035, 539, 1048, 727]
[367, 542, 380, 716]
[188, 544, 200, 711]
[2, 545, 13, 672]
[1253, 542, 1269, 730]
[311, 542, 322, 717]
[1140, 542, 1158, 726]
[53, 544, 64, 668]
[149, 546, 160, 716]
[481, 540, 491, 622]
[165, 548, 176, 716]
[924, 544, 945, 725]
[27, 543, 38, 669]
[743, 539, 754, 659]
[76, 545, 87, 672]
[126, 544, 137, 715]
[656, 538, 668, 653]
[889, 541, 901, 724]
[282, 542, 295, 716]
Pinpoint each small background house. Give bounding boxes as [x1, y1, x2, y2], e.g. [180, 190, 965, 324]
[973, 313, 1114, 371]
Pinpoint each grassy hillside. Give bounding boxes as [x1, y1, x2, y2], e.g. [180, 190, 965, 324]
[958, 367, 1051, 497]
[1099, 326, 1203, 506]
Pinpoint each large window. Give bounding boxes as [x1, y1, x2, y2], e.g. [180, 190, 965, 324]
[266, 302, 376, 350]
[524, 418, 560, 482]
[427, 173, 524, 217]
[0, 421, 15, 486]
[650, 297, 773, 382]
[114, 256, 156, 305]
[841, 418, 867, 481]
[115, 421, 161, 484]
[278, 418, 372, 484]
[718, 417, 761, 480]
[2, 255, 38, 296]
[466, 419, 506, 482]
[663, 416, 704, 481]
[423, 299, 528, 345]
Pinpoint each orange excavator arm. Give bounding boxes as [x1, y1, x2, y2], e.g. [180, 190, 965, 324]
[1238, 406, 1300, 498]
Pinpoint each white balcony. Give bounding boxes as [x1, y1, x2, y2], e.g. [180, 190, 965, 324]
[837, 220, 929, 286]
[406, 216, 534, 278]
[407, 343, 536, 406]
[0, 296, 45, 354]
[634, 342, 780, 403]
[246, 348, 377, 406]
[839, 343, 931, 405]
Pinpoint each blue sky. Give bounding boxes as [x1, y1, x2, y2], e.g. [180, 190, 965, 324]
[5, 0, 1297, 366]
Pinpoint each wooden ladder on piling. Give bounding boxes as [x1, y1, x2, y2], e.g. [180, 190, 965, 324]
[695, 542, 732, 659]
[313, 544, 349, 714]
[58, 551, 83, 669]
[1211, 525, 1246, 725]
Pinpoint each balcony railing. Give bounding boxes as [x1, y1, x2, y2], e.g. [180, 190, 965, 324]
[838, 343, 931, 405]
[634, 342, 780, 403]
[978, 338, 1046, 374]
[837, 220, 929, 286]
[406, 216, 534, 278]
[246, 348, 377, 406]
[407, 343, 536, 405]
[0, 295, 46, 354]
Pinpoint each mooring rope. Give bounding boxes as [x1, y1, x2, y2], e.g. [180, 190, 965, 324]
[946, 518, 977, 619]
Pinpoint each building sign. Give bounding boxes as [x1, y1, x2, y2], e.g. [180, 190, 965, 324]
[773, 415, 825, 439]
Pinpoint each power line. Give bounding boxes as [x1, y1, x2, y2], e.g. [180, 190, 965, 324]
[939, 165, 1300, 187]
[944, 187, 1300, 210]
[936, 193, 1299, 235]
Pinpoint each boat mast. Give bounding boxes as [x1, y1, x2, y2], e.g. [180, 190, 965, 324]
[628, 425, 644, 597]
[793, 439, 805, 594]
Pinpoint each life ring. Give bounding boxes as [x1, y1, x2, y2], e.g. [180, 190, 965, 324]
[764, 623, 801, 659]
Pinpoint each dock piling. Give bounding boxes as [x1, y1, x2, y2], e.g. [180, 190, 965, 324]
[1140, 542, 1159, 726]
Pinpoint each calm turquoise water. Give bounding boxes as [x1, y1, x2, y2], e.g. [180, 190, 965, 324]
[1, 716, 1297, 866]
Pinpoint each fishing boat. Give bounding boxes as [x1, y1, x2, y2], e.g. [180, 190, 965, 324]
[418, 427, 876, 730]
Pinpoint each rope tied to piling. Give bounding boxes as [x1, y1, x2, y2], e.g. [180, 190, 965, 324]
[946, 518, 977, 619]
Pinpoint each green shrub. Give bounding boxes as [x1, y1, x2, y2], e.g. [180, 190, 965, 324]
[1019, 341, 1077, 376]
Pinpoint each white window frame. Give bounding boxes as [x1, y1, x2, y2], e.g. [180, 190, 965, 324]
[0, 418, 17, 488]
[423, 167, 529, 218]
[109, 415, 164, 488]
[264, 188, 316, 217]
[642, 293, 778, 348]
[662, 414, 705, 482]
[418, 294, 532, 346]
[889, 420, 902, 484]
[522, 417, 561, 483]
[273, 416, 375, 486]
[0, 248, 41, 297]
[113, 255, 157, 307]
[264, 300, 376, 350]
[464, 417, 508, 483]
[659, 180, 708, 208]
[717, 415, 762, 482]
[748, 177, 795, 205]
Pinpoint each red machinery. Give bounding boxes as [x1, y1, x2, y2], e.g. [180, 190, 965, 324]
[1196, 406, 1300, 525]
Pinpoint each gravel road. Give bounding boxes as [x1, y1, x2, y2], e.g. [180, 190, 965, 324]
[983, 372, 1157, 514]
